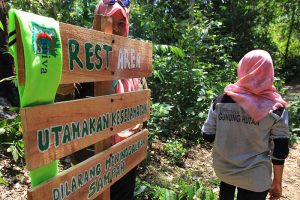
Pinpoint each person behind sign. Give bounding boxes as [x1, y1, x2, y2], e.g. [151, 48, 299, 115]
[94, 1, 143, 199]
[94, 0, 143, 141]
[201, 49, 289, 200]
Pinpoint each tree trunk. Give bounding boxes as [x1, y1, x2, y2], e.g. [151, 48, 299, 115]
[283, 2, 296, 70]
[0, 0, 19, 106]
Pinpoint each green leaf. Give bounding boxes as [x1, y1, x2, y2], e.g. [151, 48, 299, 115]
[8, 107, 20, 112]
[187, 185, 194, 199]
[0, 128, 6, 134]
[7, 146, 12, 153]
[170, 46, 185, 58]
[160, 45, 168, 53]
[12, 147, 19, 162]
[0, 21, 4, 32]
[0, 177, 8, 186]
[161, 188, 177, 200]
[207, 190, 217, 200]
[134, 185, 147, 196]
[7, 145, 19, 162]
[0, 119, 8, 127]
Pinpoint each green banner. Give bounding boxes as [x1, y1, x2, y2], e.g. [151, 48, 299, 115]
[9, 9, 63, 187]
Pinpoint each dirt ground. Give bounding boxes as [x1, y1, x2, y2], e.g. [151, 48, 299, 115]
[145, 141, 300, 200]
[0, 152, 29, 199]
[281, 143, 300, 199]
[0, 135, 299, 200]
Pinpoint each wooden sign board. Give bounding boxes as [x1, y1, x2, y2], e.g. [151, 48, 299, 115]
[21, 90, 151, 170]
[59, 22, 152, 84]
[27, 129, 148, 200]
[15, 22, 152, 86]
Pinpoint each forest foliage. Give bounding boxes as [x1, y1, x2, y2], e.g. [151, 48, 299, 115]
[5, 0, 300, 137]
[1, 0, 300, 199]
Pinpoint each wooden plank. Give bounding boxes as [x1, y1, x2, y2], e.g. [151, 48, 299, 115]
[92, 15, 113, 34]
[21, 90, 150, 170]
[27, 129, 148, 200]
[59, 22, 152, 84]
[93, 15, 113, 200]
[15, 19, 25, 86]
[92, 15, 113, 161]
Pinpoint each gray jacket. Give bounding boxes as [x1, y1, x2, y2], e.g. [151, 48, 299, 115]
[201, 94, 289, 192]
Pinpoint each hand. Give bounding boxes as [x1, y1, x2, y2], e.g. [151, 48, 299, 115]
[130, 123, 142, 133]
[269, 180, 282, 199]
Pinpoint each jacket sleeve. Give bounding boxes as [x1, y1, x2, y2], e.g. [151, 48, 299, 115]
[270, 108, 290, 165]
[201, 100, 217, 142]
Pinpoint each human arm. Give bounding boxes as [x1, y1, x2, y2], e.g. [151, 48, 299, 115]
[269, 108, 289, 199]
[269, 165, 283, 199]
[201, 100, 217, 142]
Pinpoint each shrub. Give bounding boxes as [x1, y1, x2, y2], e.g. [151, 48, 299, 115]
[288, 95, 300, 146]
[135, 178, 217, 200]
[163, 138, 187, 165]
[0, 109, 24, 162]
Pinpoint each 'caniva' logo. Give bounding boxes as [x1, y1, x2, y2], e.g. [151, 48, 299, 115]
[31, 22, 61, 74]
[32, 22, 60, 57]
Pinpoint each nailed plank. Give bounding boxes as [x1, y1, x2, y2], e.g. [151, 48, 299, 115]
[21, 90, 150, 170]
[59, 22, 152, 84]
[27, 129, 148, 200]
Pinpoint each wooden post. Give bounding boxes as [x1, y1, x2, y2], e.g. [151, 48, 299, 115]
[93, 14, 113, 200]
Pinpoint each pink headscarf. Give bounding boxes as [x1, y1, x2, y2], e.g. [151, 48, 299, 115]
[94, 1, 140, 144]
[95, 1, 139, 95]
[224, 49, 288, 122]
[94, 0, 130, 36]
[116, 79, 140, 93]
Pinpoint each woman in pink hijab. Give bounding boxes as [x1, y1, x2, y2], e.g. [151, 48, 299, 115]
[202, 50, 289, 200]
[94, 0, 130, 37]
[95, 0, 141, 144]
[95, 1, 141, 200]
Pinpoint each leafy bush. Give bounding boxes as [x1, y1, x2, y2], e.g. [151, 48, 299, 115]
[178, 181, 217, 200]
[131, 0, 299, 141]
[7, 0, 99, 28]
[147, 29, 236, 137]
[0, 110, 24, 162]
[146, 102, 173, 144]
[135, 178, 217, 200]
[163, 138, 187, 165]
[0, 171, 8, 186]
[288, 96, 300, 146]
